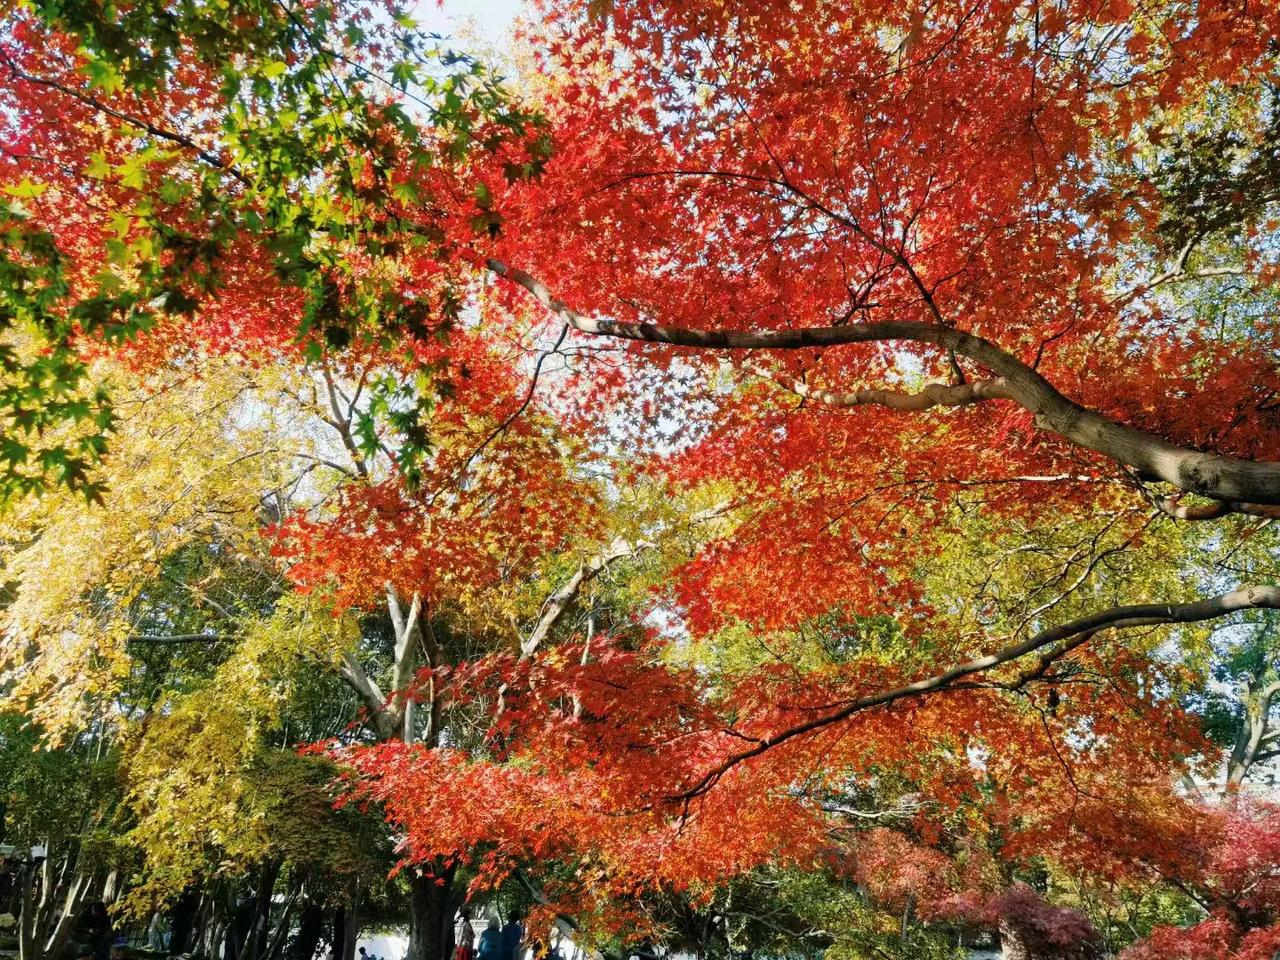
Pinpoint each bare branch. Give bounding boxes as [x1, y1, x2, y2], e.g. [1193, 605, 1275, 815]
[0, 54, 248, 184]
[520, 538, 651, 661]
[515, 870, 608, 960]
[1115, 247, 1249, 306]
[320, 362, 371, 480]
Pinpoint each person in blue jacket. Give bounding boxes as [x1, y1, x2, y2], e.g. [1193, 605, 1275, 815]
[477, 918, 504, 960]
[501, 912, 525, 960]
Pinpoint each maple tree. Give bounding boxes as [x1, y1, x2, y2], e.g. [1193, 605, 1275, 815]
[346, 0, 1280, 952]
[0, 342, 625, 957]
[4, 0, 1280, 958]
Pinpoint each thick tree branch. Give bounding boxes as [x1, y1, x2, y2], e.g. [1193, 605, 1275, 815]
[515, 870, 611, 960]
[490, 260, 1280, 505]
[519, 501, 734, 661]
[337, 652, 396, 741]
[520, 538, 649, 660]
[1227, 675, 1280, 788]
[388, 588, 423, 741]
[821, 798, 926, 822]
[760, 369, 1015, 410]
[1153, 496, 1280, 521]
[320, 362, 372, 480]
[1113, 232, 1249, 306]
[675, 585, 1280, 800]
[126, 633, 232, 644]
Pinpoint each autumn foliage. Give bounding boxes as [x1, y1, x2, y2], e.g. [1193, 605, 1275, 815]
[3, 0, 1280, 955]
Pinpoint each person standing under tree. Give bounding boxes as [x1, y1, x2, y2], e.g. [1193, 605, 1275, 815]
[453, 907, 475, 960]
[476, 919, 503, 960]
[500, 913, 524, 960]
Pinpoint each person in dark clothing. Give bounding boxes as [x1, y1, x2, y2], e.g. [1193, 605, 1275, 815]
[500, 914, 524, 960]
[476, 919, 504, 960]
[77, 902, 113, 960]
[0, 859, 14, 916]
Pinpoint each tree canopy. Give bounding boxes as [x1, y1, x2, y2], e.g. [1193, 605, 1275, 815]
[3, 0, 1280, 958]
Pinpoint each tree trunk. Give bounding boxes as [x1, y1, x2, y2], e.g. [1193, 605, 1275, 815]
[1226, 675, 1279, 790]
[442, 884, 468, 960]
[243, 862, 282, 960]
[100, 873, 119, 907]
[198, 889, 223, 960]
[999, 919, 1032, 960]
[262, 878, 302, 960]
[290, 902, 326, 960]
[330, 907, 345, 960]
[207, 918, 228, 960]
[406, 866, 455, 960]
[17, 861, 90, 960]
[332, 878, 358, 960]
[42, 873, 88, 960]
[169, 888, 202, 955]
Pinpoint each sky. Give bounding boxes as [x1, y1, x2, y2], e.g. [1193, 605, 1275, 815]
[411, 0, 532, 46]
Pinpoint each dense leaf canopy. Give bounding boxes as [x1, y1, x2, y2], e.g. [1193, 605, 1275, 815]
[2, 0, 1280, 957]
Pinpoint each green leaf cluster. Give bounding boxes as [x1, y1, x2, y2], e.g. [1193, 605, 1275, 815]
[5, 0, 550, 503]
